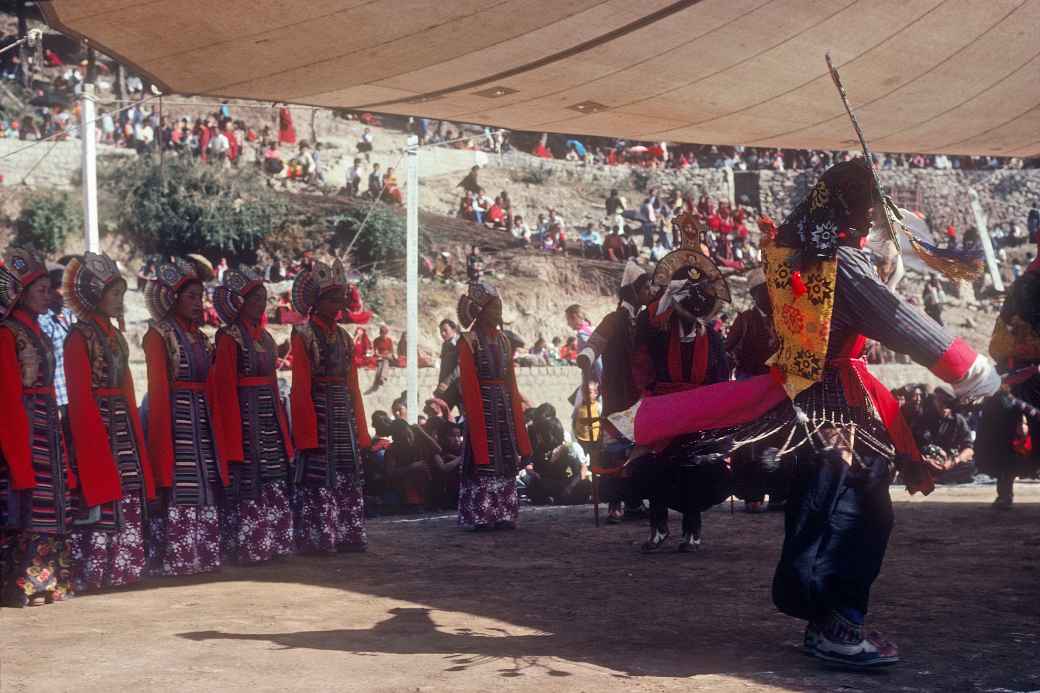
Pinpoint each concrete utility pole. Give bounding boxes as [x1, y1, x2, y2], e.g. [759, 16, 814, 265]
[80, 46, 100, 252]
[17, 0, 30, 88]
[405, 135, 420, 424]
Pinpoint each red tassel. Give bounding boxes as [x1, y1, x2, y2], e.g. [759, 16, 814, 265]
[790, 271, 807, 299]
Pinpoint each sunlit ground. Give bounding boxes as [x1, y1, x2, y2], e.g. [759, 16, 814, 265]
[3, 483, 1038, 693]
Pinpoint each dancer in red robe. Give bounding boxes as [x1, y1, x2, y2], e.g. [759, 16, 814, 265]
[63, 252, 155, 592]
[0, 248, 75, 606]
[289, 259, 371, 552]
[455, 282, 532, 530]
[142, 259, 224, 576]
[209, 267, 295, 563]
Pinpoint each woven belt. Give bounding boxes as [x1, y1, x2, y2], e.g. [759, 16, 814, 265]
[22, 386, 56, 397]
[315, 376, 348, 385]
[93, 387, 123, 397]
[172, 381, 207, 392]
[238, 376, 277, 387]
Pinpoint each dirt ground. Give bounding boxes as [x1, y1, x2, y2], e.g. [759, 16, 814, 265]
[2, 483, 1038, 693]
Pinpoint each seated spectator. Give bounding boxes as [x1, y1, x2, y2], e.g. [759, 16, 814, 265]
[202, 291, 221, 327]
[433, 251, 455, 281]
[385, 419, 437, 512]
[366, 411, 394, 511]
[473, 188, 492, 225]
[367, 325, 396, 393]
[429, 421, 463, 510]
[511, 215, 531, 244]
[523, 438, 592, 506]
[578, 223, 603, 257]
[263, 144, 285, 176]
[274, 291, 306, 324]
[396, 333, 435, 368]
[342, 283, 373, 324]
[558, 336, 579, 363]
[353, 327, 376, 368]
[383, 166, 404, 204]
[913, 385, 975, 484]
[542, 224, 566, 253]
[529, 337, 550, 362]
[602, 230, 636, 262]
[368, 163, 384, 199]
[486, 196, 507, 228]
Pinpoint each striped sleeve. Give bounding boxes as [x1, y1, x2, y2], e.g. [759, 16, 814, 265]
[833, 247, 976, 382]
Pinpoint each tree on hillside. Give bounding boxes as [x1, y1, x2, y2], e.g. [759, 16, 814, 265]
[102, 157, 292, 261]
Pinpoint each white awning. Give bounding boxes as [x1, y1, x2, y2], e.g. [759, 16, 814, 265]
[41, 0, 1040, 156]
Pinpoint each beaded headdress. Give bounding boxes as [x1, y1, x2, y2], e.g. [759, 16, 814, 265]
[0, 247, 48, 318]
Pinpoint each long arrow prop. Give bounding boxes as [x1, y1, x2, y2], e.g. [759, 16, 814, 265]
[825, 51, 899, 249]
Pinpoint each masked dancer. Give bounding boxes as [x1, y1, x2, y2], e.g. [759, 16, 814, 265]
[610, 160, 999, 667]
[632, 232, 732, 553]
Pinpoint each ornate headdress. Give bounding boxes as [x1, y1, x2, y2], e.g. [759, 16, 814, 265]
[144, 257, 200, 321]
[0, 247, 48, 318]
[63, 251, 124, 318]
[212, 266, 264, 324]
[774, 158, 875, 266]
[290, 259, 346, 315]
[456, 281, 500, 328]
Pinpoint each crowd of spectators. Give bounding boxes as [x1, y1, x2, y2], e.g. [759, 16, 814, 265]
[529, 135, 1033, 172]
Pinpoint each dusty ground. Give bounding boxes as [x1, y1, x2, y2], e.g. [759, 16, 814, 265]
[2, 483, 1038, 693]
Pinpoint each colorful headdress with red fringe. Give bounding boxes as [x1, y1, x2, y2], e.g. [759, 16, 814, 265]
[63, 251, 123, 318]
[144, 257, 200, 321]
[212, 266, 264, 324]
[290, 259, 346, 315]
[0, 247, 48, 318]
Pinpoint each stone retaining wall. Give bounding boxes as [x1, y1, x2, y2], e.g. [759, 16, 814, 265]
[0, 138, 133, 189]
[504, 153, 1040, 237]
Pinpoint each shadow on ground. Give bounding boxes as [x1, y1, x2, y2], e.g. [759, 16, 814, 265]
[156, 495, 1040, 691]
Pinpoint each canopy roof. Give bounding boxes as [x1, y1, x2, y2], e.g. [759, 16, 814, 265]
[41, 0, 1040, 156]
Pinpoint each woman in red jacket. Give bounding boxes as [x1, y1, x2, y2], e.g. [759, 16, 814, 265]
[63, 252, 155, 592]
[455, 282, 532, 530]
[209, 267, 294, 563]
[289, 260, 371, 552]
[142, 259, 224, 576]
[0, 247, 75, 606]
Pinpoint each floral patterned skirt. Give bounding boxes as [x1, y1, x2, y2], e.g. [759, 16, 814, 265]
[293, 476, 366, 553]
[70, 495, 146, 592]
[1, 532, 73, 607]
[457, 474, 519, 529]
[147, 503, 221, 577]
[221, 480, 294, 564]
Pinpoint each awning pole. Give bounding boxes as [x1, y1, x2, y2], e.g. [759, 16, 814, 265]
[405, 135, 420, 424]
[80, 48, 100, 253]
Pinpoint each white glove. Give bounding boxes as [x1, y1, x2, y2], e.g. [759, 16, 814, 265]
[951, 354, 1001, 401]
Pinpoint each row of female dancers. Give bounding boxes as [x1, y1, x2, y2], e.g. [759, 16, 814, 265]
[0, 247, 529, 607]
